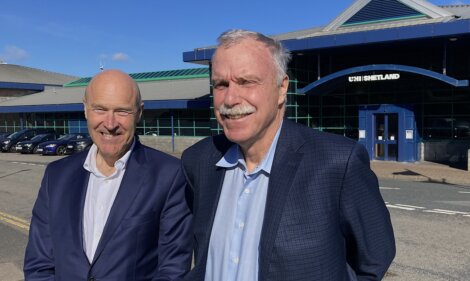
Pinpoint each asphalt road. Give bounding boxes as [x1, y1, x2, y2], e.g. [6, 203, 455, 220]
[380, 179, 470, 280]
[0, 153, 469, 281]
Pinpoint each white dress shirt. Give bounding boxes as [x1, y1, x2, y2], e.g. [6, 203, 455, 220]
[82, 141, 134, 263]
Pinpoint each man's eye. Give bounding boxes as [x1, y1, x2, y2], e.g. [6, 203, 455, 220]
[212, 81, 228, 90]
[92, 108, 106, 114]
[238, 79, 256, 87]
[116, 110, 132, 117]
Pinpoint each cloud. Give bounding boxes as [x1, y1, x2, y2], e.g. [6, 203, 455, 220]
[112, 52, 129, 62]
[0, 45, 29, 62]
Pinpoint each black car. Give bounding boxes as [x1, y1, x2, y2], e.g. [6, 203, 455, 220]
[38, 133, 90, 155]
[1, 128, 56, 152]
[16, 133, 57, 154]
[65, 135, 93, 154]
[0, 132, 11, 142]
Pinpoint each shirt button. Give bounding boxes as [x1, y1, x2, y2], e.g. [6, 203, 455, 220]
[238, 222, 245, 228]
[244, 188, 251, 194]
[232, 257, 240, 264]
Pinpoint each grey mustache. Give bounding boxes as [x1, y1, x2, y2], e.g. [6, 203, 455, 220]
[218, 104, 255, 116]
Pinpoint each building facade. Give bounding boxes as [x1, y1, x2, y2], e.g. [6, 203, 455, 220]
[2, 0, 470, 165]
[184, 0, 470, 166]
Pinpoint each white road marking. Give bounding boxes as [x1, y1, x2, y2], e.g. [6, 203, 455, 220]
[386, 204, 416, 211]
[433, 209, 468, 215]
[395, 204, 425, 209]
[423, 210, 457, 215]
[380, 186, 401, 190]
[387, 204, 469, 218]
[458, 191, 470, 194]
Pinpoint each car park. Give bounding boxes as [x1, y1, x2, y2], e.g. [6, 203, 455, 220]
[1, 128, 56, 152]
[65, 135, 93, 154]
[38, 133, 89, 155]
[16, 133, 56, 154]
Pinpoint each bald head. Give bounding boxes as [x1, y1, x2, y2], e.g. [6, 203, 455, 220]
[84, 69, 142, 108]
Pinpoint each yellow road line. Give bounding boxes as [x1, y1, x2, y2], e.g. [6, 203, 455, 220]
[0, 211, 30, 231]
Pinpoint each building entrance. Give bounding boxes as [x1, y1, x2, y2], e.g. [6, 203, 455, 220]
[359, 104, 417, 162]
[374, 113, 398, 161]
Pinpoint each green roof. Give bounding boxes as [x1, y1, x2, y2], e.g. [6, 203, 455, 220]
[64, 67, 209, 87]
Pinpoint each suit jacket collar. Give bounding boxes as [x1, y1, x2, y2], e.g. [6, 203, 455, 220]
[195, 134, 233, 265]
[258, 119, 306, 279]
[201, 120, 306, 279]
[84, 140, 148, 265]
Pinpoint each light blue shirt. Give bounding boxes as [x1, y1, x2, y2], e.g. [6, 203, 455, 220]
[204, 125, 282, 281]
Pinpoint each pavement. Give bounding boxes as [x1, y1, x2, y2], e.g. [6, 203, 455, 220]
[1, 152, 470, 186]
[371, 160, 470, 187]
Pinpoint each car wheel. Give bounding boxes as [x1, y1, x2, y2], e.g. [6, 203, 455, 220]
[33, 146, 39, 154]
[8, 146, 15, 153]
[56, 146, 66, 156]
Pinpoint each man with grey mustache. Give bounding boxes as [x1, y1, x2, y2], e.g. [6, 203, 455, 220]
[182, 29, 395, 281]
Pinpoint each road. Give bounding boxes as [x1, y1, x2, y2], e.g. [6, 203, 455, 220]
[0, 154, 469, 281]
[380, 179, 470, 280]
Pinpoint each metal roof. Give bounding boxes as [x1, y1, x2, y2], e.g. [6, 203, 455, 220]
[65, 68, 209, 87]
[184, 1, 470, 63]
[0, 77, 210, 112]
[0, 64, 78, 85]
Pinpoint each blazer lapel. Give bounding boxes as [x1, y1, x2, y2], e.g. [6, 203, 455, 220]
[197, 145, 228, 259]
[90, 142, 146, 265]
[258, 120, 305, 279]
[62, 153, 90, 263]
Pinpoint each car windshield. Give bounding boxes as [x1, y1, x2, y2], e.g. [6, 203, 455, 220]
[31, 134, 48, 141]
[7, 130, 27, 139]
[58, 134, 77, 141]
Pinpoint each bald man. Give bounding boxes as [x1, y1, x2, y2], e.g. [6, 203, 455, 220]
[24, 70, 193, 281]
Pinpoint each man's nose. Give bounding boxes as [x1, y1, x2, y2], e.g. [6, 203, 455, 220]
[103, 112, 119, 129]
[223, 84, 241, 106]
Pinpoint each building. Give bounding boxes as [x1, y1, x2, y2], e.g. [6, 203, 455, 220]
[2, 0, 470, 164]
[184, 0, 470, 165]
[0, 66, 211, 136]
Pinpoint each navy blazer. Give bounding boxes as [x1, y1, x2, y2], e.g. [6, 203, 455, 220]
[24, 140, 193, 281]
[182, 119, 395, 281]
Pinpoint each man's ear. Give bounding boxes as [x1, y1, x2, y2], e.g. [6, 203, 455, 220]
[137, 102, 144, 123]
[83, 99, 88, 120]
[278, 75, 289, 106]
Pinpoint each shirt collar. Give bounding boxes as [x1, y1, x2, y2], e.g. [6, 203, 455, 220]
[83, 138, 136, 177]
[216, 121, 283, 175]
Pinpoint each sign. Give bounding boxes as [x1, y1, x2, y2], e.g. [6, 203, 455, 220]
[359, 130, 366, 139]
[348, 73, 400, 83]
[406, 130, 413, 140]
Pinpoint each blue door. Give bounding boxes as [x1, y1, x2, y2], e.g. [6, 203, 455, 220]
[374, 113, 398, 161]
[359, 104, 417, 162]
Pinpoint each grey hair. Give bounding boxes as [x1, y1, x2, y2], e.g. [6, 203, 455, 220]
[216, 29, 291, 85]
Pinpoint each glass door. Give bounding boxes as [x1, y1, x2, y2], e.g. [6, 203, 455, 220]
[374, 113, 398, 161]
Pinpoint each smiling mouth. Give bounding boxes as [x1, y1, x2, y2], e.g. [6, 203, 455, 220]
[223, 112, 253, 120]
[101, 132, 121, 138]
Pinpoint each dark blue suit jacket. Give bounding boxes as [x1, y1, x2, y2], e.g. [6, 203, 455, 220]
[24, 140, 193, 281]
[182, 120, 395, 281]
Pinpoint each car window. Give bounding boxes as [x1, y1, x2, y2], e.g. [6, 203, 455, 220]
[31, 134, 48, 141]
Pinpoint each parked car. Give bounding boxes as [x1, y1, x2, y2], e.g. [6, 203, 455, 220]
[16, 133, 57, 154]
[0, 132, 11, 142]
[38, 133, 90, 155]
[1, 128, 56, 152]
[65, 135, 93, 154]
